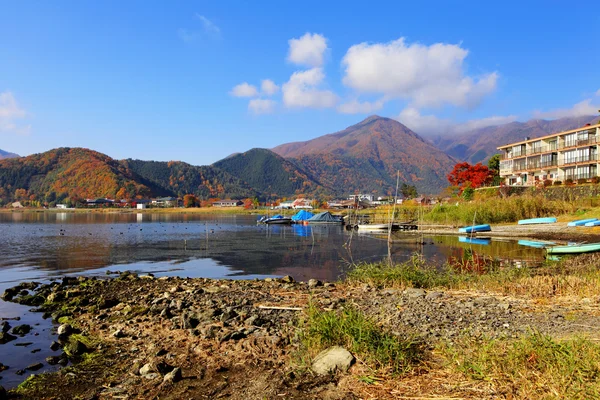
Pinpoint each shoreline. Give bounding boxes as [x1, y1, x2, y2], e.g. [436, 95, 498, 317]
[3, 264, 600, 399]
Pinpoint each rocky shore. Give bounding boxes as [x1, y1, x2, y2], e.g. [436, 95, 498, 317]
[2, 271, 600, 399]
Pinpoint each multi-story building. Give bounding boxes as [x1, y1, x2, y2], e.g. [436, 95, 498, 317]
[498, 123, 600, 186]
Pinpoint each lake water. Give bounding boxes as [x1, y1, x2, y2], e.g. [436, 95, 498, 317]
[0, 212, 545, 388]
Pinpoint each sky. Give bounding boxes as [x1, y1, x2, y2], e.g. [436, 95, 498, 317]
[1, 1, 599, 165]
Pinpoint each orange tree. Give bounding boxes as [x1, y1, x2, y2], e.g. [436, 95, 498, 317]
[447, 162, 492, 192]
[183, 194, 198, 208]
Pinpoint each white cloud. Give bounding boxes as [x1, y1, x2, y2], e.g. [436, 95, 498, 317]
[195, 14, 220, 35]
[282, 68, 338, 109]
[287, 33, 328, 68]
[248, 99, 276, 115]
[230, 82, 259, 98]
[595, 89, 600, 97]
[533, 99, 599, 120]
[342, 38, 498, 109]
[261, 79, 279, 96]
[0, 91, 30, 135]
[397, 107, 517, 136]
[337, 98, 385, 114]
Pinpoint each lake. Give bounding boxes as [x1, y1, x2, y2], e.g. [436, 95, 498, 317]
[0, 211, 545, 388]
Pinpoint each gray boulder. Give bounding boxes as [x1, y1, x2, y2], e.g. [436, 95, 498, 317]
[311, 346, 354, 375]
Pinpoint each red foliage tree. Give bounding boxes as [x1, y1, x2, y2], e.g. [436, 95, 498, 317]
[183, 194, 198, 208]
[447, 162, 492, 192]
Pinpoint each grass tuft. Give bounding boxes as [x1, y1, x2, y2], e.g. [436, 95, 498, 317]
[442, 332, 600, 398]
[299, 304, 422, 374]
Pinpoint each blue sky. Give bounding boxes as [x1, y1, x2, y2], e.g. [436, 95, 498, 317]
[1, 1, 599, 165]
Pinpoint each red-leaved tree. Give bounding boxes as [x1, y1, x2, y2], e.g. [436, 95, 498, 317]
[447, 162, 492, 192]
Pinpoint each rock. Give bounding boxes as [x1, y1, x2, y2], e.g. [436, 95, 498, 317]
[405, 288, 426, 299]
[11, 324, 32, 335]
[26, 362, 43, 371]
[312, 346, 354, 375]
[57, 324, 73, 336]
[156, 361, 174, 375]
[98, 298, 119, 310]
[15, 369, 25, 376]
[308, 279, 323, 288]
[112, 329, 126, 338]
[425, 292, 444, 300]
[139, 363, 155, 376]
[281, 275, 294, 283]
[0, 385, 6, 400]
[46, 356, 61, 365]
[163, 367, 182, 384]
[65, 339, 88, 357]
[0, 332, 17, 345]
[50, 341, 61, 351]
[0, 363, 7, 372]
[0, 322, 10, 333]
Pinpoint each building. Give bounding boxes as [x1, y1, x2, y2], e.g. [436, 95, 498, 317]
[348, 194, 375, 202]
[275, 200, 294, 209]
[498, 123, 600, 186]
[212, 199, 243, 207]
[292, 198, 313, 209]
[152, 197, 178, 207]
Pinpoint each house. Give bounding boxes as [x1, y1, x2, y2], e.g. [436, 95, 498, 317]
[276, 200, 294, 209]
[56, 204, 67, 209]
[497, 122, 600, 186]
[152, 197, 178, 207]
[137, 203, 147, 210]
[212, 199, 243, 207]
[86, 198, 114, 207]
[292, 198, 313, 209]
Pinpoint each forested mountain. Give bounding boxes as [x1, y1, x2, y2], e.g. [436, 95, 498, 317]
[0, 149, 19, 160]
[432, 115, 599, 164]
[273, 116, 457, 194]
[0, 148, 257, 206]
[212, 148, 331, 198]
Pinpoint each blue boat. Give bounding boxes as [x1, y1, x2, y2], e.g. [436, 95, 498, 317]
[517, 217, 557, 225]
[458, 224, 491, 233]
[518, 239, 555, 248]
[458, 236, 490, 245]
[568, 218, 598, 227]
[585, 220, 600, 227]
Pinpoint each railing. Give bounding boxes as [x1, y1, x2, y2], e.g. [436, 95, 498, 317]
[540, 160, 558, 168]
[559, 154, 599, 166]
[563, 173, 595, 181]
[559, 136, 598, 150]
[500, 135, 598, 159]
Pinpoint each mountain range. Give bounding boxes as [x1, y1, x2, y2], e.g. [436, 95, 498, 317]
[0, 114, 597, 204]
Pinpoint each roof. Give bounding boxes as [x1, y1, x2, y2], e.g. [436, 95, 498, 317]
[497, 123, 600, 150]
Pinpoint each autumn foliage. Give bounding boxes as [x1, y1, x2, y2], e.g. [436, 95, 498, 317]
[447, 162, 492, 192]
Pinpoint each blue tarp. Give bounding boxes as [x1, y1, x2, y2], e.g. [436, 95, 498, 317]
[291, 210, 314, 221]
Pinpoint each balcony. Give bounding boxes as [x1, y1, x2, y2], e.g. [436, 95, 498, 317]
[559, 154, 599, 166]
[559, 135, 598, 150]
[563, 173, 595, 181]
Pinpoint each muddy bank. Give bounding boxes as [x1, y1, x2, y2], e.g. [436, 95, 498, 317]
[3, 271, 600, 399]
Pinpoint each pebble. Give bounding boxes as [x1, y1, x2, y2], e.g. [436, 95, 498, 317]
[163, 367, 182, 383]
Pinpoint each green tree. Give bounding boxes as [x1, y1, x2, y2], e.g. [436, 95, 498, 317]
[400, 183, 418, 199]
[488, 154, 502, 185]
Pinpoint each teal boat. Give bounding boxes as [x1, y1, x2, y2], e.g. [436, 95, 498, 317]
[518, 239, 555, 248]
[546, 242, 600, 255]
[518, 217, 557, 225]
[585, 220, 600, 227]
[459, 236, 490, 245]
[458, 224, 491, 233]
[568, 218, 598, 227]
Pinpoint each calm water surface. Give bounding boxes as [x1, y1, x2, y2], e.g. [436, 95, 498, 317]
[0, 212, 545, 387]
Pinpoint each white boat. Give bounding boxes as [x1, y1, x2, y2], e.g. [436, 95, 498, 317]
[356, 223, 399, 231]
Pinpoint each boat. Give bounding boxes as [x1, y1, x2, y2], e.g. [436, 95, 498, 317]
[306, 211, 344, 224]
[518, 239, 555, 248]
[546, 242, 600, 255]
[517, 217, 557, 225]
[291, 210, 314, 223]
[458, 236, 490, 245]
[585, 220, 600, 227]
[567, 218, 598, 227]
[458, 224, 491, 233]
[263, 215, 293, 225]
[356, 223, 400, 231]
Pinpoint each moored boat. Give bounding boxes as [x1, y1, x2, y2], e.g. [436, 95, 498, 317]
[567, 218, 598, 227]
[518, 217, 557, 225]
[263, 215, 293, 225]
[585, 220, 600, 227]
[356, 223, 400, 231]
[307, 211, 344, 224]
[546, 242, 600, 255]
[458, 224, 491, 233]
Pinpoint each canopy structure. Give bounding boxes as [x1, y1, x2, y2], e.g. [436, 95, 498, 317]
[307, 211, 343, 224]
[291, 210, 314, 221]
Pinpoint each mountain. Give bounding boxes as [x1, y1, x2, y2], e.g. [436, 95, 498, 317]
[212, 148, 330, 198]
[0, 149, 19, 160]
[433, 115, 599, 164]
[123, 159, 256, 199]
[0, 148, 257, 205]
[272, 116, 457, 194]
